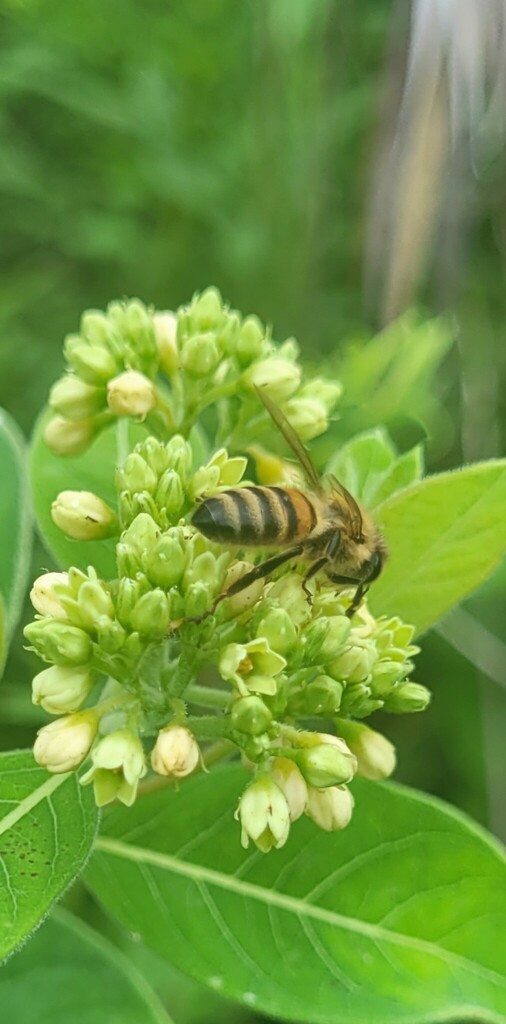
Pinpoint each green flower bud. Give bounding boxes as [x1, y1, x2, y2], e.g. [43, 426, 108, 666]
[192, 287, 224, 330]
[95, 617, 126, 654]
[384, 682, 431, 713]
[153, 311, 179, 375]
[151, 725, 200, 778]
[280, 397, 327, 441]
[244, 358, 301, 401]
[116, 542, 144, 578]
[155, 469, 185, 517]
[32, 665, 95, 715]
[340, 682, 383, 718]
[181, 333, 220, 376]
[114, 577, 146, 628]
[64, 337, 119, 384]
[183, 582, 211, 620]
[51, 490, 117, 541]
[241, 734, 272, 763]
[335, 718, 396, 780]
[80, 310, 118, 350]
[236, 316, 267, 364]
[77, 580, 115, 631]
[327, 636, 377, 684]
[121, 513, 160, 560]
[33, 710, 98, 773]
[165, 435, 193, 479]
[305, 784, 354, 832]
[107, 370, 156, 418]
[270, 758, 308, 822]
[370, 659, 406, 696]
[80, 728, 146, 806]
[184, 551, 223, 593]
[117, 453, 158, 495]
[297, 379, 342, 412]
[294, 733, 357, 788]
[256, 607, 297, 655]
[24, 619, 92, 666]
[216, 311, 241, 354]
[49, 375, 105, 420]
[140, 437, 171, 478]
[130, 589, 171, 639]
[145, 533, 186, 589]
[235, 774, 290, 852]
[43, 416, 99, 457]
[303, 675, 344, 716]
[30, 572, 70, 618]
[230, 696, 272, 736]
[319, 615, 352, 661]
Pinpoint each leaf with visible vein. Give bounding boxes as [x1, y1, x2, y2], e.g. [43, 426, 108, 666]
[0, 750, 97, 960]
[85, 764, 506, 1024]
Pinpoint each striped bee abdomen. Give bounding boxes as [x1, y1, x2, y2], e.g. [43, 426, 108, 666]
[192, 486, 317, 547]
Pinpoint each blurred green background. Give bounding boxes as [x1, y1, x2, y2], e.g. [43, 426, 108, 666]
[1, 3, 505, 1021]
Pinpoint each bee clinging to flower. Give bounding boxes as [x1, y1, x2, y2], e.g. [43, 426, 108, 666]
[192, 386, 387, 617]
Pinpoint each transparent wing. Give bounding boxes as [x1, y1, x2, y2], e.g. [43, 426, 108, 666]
[255, 385, 322, 493]
[327, 473, 363, 540]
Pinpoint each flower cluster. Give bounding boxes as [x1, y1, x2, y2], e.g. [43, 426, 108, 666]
[25, 288, 430, 850]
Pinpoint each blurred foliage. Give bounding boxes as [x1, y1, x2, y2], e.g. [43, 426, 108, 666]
[1, 2, 506, 1021]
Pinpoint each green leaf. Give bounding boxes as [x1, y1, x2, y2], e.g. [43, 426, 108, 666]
[30, 412, 148, 578]
[0, 750, 98, 960]
[371, 460, 506, 634]
[0, 595, 6, 679]
[326, 428, 422, 508]
[0, 908, 173, 1023]
[0, 410, 32, 645]
[85, 764, 506, 1024]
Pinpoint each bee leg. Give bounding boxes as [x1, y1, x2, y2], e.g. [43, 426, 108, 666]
[346, 583, 369, 618]
[301, 558, 328, 604]
[186, 545, 303, 624]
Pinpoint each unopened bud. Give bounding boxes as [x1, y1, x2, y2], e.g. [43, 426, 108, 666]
[294, 734, 357, 788]
[80, 728, 146, 806]
[303, 675, 343, 716]
[191, 287, 223, 329]
[49, 375, 105, 420]
[164, 435, 193, 479]
[181, 333, 220, 377]
[145, 533, 186, 589]
[270, 758, 307, 822]
[230, 695, 272, 736]
[297, 379, 342, 412]
[32, 665, 95, 715]
[340, 682, 382, 718]
[130, 589, 171, 639]
[51, 490, 117, 541]
[155, 469, 185, 517]
[335, 718, 396, 780]
[30, 572, 69, 618]
[245, 358, 301, 401]
[235, 774, 290, 852]
[256, 607, 297, 655]
[24, 619, 92, 666]
[154, 311, 179, 375]
[107, 370, 156, 418]
[64, 336, 118, 384]
[43, 415, 98, 457]
[80, 311, 118, 350]
[33, 710, 98, 773]
[220, 561, 264, 617]
[384, 682, 431, 713]
[117, 452, 158, 495]
[183, 551, 223, 594]
[280, 397, 327, 441]
[77, 580, 115, 630]
[121, 513, 160, 560]
[151, 725, 200, 778]
[305, 785, 354, 831]
[370, 659, 407, 696]
[236, 316, 266, 364]
[327, 636, 377, 684]
[319, 616, 351, 661]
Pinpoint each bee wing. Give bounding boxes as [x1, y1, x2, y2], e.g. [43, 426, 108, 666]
[254, 385, 322, 493]
[327, 473, 363, 539]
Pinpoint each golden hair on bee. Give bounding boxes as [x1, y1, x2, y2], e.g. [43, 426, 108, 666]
[191, 386, 387, 618]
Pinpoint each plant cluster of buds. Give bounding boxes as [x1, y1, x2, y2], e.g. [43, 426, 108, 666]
[25, 289, 430, 849]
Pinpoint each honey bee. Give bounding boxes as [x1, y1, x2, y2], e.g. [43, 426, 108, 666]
[192, 387, 387, 617]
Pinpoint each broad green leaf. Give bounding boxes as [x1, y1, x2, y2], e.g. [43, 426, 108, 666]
[371, 460, 506, 634]
[0, 908, 173, 1023]
[0, 410, 32, 645]
[326, 428, 422, 508]
[0, 750, 98, 960]
[30, 413, 148, 578]
[85, 764, 506, 1024]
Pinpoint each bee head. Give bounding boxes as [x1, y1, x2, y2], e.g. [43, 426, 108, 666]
[359, 544, 385, 584]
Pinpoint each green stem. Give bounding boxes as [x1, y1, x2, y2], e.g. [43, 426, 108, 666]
[186, 715, 233, 740]
[186, 684, 231, 709]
